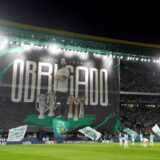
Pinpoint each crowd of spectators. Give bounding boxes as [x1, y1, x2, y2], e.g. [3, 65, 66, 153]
[120, 61, 160, 92]
[120, 104, 160, 136]
[120, 60, 160, 136]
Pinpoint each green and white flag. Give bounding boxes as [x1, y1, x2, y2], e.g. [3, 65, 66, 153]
[7, 125, 27, 141]
[52, 119, 69, 138]
[152, 124, 160, 136]
[79, 126, 101, 140]
[123, 128, 138, 138]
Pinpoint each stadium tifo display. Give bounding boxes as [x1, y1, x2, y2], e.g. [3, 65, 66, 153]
[0, 45, 120, 134]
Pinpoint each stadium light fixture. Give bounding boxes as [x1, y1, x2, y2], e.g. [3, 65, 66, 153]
[0, 27, 159, 64]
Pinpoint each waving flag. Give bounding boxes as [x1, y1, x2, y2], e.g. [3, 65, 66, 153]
[7, 125, 27, 141]
[53, 119, 70, 138]
[123, 128, 138, 138]
[152, 124, 160, 136]
[79, 126, 101, 140]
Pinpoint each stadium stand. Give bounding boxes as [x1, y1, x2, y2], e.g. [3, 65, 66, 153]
[120, 60, 160, 136]
[1, 60, 160, 140]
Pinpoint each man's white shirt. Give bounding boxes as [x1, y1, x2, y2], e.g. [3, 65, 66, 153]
[56, 67, 69, 93]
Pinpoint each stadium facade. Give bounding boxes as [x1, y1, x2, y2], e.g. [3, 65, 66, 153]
[0, 20, 160, 134]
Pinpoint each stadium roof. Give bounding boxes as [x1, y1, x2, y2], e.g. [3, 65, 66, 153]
[0, 19, 160, 59]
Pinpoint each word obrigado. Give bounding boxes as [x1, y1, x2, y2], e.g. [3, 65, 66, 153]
[11, 59, 108, 106]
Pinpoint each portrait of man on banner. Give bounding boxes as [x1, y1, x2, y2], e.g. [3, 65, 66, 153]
[54, 57, 70, 118]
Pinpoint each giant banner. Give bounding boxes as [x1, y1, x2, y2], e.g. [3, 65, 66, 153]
[0, 43, 120, 132]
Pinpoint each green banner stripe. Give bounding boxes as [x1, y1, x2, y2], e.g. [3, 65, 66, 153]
[94, 113, 114, 129]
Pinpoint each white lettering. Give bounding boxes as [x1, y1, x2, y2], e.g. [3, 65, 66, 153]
[36, 62, 53, 101]
[90, 68, 98, 105]
[11, 60, 109, 107]
[75, 66, 88, 105]
[100, 69, 108, 106]
[24, 61, 36, 102]
[11, 59, 24, 102]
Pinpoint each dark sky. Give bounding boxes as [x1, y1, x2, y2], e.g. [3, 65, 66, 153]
[0, 0, 160, 44]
